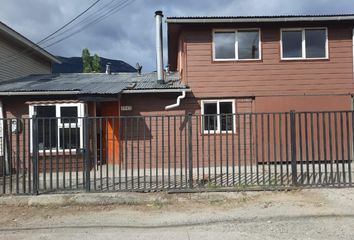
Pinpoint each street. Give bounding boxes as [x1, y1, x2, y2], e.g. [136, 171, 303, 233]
[0, 188, 353, 239]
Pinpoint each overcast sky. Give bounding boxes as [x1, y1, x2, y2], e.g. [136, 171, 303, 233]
[0, 0, 353, 71]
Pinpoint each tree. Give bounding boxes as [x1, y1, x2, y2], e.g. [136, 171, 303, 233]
[92, 54, 101, 72]
[82, 48, 92, 73]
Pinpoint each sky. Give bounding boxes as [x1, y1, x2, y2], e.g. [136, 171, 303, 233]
[0, 0, 353, 71]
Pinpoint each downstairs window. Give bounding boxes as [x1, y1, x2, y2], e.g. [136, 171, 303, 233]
[201, 100, 235, 133]
[29, 103, 84, 151]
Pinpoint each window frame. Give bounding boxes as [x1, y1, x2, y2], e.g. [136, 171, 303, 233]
[29, 103, 85, 153]
[212, 28, 262, 61]
[201, 99, 236, 134]
[280, 27, 329, 60]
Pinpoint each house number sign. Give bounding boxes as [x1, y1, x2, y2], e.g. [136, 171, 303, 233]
[121, 106, 133, 111]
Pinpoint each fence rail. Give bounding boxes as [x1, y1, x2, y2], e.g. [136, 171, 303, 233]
[0, 110, 353, 195]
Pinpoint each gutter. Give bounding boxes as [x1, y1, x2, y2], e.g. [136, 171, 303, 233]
[166, 15, 354, 24]
[122, 88, 191, 94]
[0, 91, 80, 96]
[0, 89, 191, 96]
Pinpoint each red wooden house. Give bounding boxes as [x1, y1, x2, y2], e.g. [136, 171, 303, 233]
[1, 12, 354, 192]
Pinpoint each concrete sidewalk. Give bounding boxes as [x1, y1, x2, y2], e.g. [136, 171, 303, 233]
[0, 188, 354, 239]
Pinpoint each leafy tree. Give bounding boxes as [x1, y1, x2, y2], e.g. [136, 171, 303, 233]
[82, 48, 92, 73]
[92, 54, 101, 72]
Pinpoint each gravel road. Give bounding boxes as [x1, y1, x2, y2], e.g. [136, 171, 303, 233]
[0, 188, 353, 239]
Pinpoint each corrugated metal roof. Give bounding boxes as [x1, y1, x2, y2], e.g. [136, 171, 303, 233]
[0, 72, 187, 95]
[166, 13, 354, 23]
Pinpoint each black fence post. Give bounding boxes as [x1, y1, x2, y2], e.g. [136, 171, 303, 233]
[188, 113, 193, 189]
[83, 115, 90, 192]
[290, 110, 298, 186]
[350, 111, 354, 187]
[32, 114, 39, 195]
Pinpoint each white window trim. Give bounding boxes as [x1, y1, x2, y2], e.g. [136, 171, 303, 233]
[212, 29, 262, 61]
[280, 27, 329, 60]
[29, 103, 85, 153]
[201, 99, 236, 134]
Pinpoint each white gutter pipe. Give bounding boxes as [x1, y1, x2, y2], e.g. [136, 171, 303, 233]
[165, 90, 186, 110]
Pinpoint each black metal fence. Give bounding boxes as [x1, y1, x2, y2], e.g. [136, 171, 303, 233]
[0, 110, 353, 195]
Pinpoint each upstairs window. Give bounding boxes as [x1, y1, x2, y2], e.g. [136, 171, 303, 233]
[281, 28, 328, 59]
[201, 100, 235, 133]
[213, 29, 260, 61]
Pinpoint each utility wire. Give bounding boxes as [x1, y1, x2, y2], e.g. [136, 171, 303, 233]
[40, 0, 118, 45]
[43, 0, 136, 49]
[0, 0, 103, 64]
[37, 0, 102, 45]
[1, 0, 136, 64]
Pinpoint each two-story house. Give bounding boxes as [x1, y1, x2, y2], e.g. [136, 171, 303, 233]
[0, 21, 61, 81]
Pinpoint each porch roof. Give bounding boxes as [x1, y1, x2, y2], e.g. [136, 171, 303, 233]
[0, 72, 188, 96]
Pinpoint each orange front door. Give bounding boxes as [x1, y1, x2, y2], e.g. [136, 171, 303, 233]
[101, 102, 120, 164]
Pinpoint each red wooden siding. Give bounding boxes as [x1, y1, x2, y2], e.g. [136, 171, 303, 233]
[173, 24, 354, 98]
[120, 94, 254, 169]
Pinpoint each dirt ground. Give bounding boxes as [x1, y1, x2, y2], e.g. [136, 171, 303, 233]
[0, 188, 353, 240]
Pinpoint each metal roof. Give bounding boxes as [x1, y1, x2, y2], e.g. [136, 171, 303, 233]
[0, 21, 61, 64]
[166, 14, 354, 24]
[0, 72, 188, 96]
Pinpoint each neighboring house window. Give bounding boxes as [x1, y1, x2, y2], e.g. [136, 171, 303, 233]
[281, 28, 328, 59]
[201, 100, 235, 133]
[213, 29, 261, 61]
[29, 103, 84, 151]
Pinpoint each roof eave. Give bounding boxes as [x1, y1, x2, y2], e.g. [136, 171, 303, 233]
[166, 15, 354, 24]
[0, 89, 191, 96]
[122, 88, 191, 94]
[0, 91, 80, 96]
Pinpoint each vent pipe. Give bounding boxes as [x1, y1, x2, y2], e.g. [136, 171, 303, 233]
[136, 62, 143, 76]
[155, 10, 164, 84]
[105, 62, 111, 74]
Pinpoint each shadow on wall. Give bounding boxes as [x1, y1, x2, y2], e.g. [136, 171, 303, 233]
[119, 92, 200, 141]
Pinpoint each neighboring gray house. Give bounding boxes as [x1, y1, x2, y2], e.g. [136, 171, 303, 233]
[0, 21, 60, 165]
[0, 21, 60, 81]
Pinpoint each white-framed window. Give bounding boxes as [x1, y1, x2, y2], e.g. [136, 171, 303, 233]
[213, 29, 261, 61]
[201, 99, 236, 133]
[281, 27, 328, 60]
[29, 103, 85, 152]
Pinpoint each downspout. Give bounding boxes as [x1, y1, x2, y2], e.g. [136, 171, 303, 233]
[165, 91, 186, 110]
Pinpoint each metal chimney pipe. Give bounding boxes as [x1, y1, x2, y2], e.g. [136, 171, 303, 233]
[155, 10, 164, 84]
